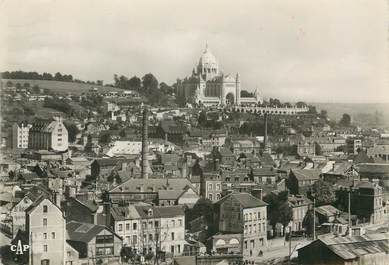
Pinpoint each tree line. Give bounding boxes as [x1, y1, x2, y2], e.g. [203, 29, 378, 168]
[113, 73, 174, 106]
[1, 70, 103, 85]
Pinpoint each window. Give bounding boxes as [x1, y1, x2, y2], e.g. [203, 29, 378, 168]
[154, 221, 159, 228]
[216, 193, 221, 200]
[149, 221, 153, 229]
[208, 194, 213, 201]
[258, 212, 261, 220]
[208, 183, 212, 191]
[216, 184, 221, 190]
[148, 234, 153, 241]
[178, 245, 181, 253]
[171, 220, 175, 227]
[171, 245, 174, 254]
[133, 223, 137, 230]
[118, 224, 123, 231]
[142, 222, 147, 229]
[43, 218, 47, 226]
[178, 219, 182, 226]
[133, 235, 138, 244]
[41, 259, 50, 265]
[43, 233, 47, 239]
[43, 245, 48, 252]
[43, 205, 48, 213]
[58, 138, 62, 142]
[126, 223, 130, 231]
[51, 232, 55, 239]
[171, 232, 175, 240]
[67, 251, 71, 257]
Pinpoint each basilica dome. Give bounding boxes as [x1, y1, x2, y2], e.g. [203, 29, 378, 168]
[199, 45, 218, 67]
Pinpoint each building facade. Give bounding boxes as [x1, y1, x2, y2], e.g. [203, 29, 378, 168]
[177, 45, 260, 106]
[28, 116, 68, 152]
[12, 121, 32, 149]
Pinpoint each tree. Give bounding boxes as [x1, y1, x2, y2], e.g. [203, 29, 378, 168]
[296, 101, 307, 108]
[320, 110, 328, 120]
[240, 90, 254, 97]
[308, 180, 336, 206]
[302, 209, 319, 237]
[314, 142, 322, 155]
[160, 82, 173, 95]
[198, 110, 207, 126]
[23, 82, 30, 89]
[142, 73, 159, 94]
[64, 122, 80, 143]
[128, 76, 141, 91]
[186, 198, 216, 236]
[6, 80, 13, 87]
[263, 191, 292, 236]
[339, 113, 351, 127]
[54, 72, 63, 81]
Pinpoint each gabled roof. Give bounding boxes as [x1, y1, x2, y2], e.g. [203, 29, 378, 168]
[318, 232, 389, 260]
[315, 205, 341, 217]
[134, 205, 185, 219]
[110, 178, 196, 193]
[291, 169, 321, 181]
[66, 221, 120, 243]
[215, 192, 267, 208]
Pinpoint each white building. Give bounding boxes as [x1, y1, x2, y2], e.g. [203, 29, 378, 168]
[105, 140, 142, 157]
[28, 116, 69, 152]
[178, 45, 260, 107]
[112, 205, 186, 257]
[25, 197, 78, 265]
[12, 121, 32, 149]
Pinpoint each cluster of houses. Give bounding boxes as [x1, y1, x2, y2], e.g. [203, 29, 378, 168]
[0, 96, 388, 265]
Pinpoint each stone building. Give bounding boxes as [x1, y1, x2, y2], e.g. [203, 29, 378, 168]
[177, 45, 260, 106]
[28, 116, 68, 152]
[213, 192, 267, 260]
[12, 121, 32, 149]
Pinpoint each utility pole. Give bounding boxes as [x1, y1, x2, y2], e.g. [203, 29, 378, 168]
[348, 188, 352, 236]
[313, 197, 316, 240]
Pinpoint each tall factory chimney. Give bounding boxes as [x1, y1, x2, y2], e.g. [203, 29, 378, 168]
[141, 107, 149, 179]
[263, 113, 269, 153]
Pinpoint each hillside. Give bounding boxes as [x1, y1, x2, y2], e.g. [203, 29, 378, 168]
[1, 78, 122, 96]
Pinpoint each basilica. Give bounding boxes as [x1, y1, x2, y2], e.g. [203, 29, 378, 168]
[178, 45, 260, 107]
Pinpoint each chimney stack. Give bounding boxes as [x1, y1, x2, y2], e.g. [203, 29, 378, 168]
[141, 107, 149, 179]
[263, 113, 269, 153]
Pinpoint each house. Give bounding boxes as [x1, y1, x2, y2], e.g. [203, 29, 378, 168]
[25, 197, 77, 265]
[335, 180, 385, 224]
[322, 161, 358, 184]
[91, 158, 135, 180]
[213, 192, 267, 260]
[158, 186, 199, 206]
[111, 205, 186, 257]
[287, 169, 321, 194]
[251, 168, 278, 185]
[367, 140, 389, 162]
[66, 221, 122, 263]
[201, 172, 222, 201]
[287, 195, 312, 232]
[298, 232, 389, 265]
[108, 178, 197, 204]
[65, 197, 107, 225]
[211, 147, 235, 166]
[10, 192, 45, 238]
[28, 116, 69, 152]
[297, 141, 316, 157]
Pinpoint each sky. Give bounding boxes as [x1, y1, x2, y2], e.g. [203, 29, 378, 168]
[0, 0, 388, 103]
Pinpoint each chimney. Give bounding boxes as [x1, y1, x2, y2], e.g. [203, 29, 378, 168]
[141, 107, 149, 179]
[214, 158, 220, 171]
[263, 113, 269, 153]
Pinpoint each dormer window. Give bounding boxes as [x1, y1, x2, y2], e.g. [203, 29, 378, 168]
[148, 209, 153, 217]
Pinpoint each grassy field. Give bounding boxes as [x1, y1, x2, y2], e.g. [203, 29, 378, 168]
[1, 78, 122, 96]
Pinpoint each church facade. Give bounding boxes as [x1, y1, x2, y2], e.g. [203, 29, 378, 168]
[178, 45, 260, 107]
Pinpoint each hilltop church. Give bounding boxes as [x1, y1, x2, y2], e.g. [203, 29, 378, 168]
[177, 45, 260, 107]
